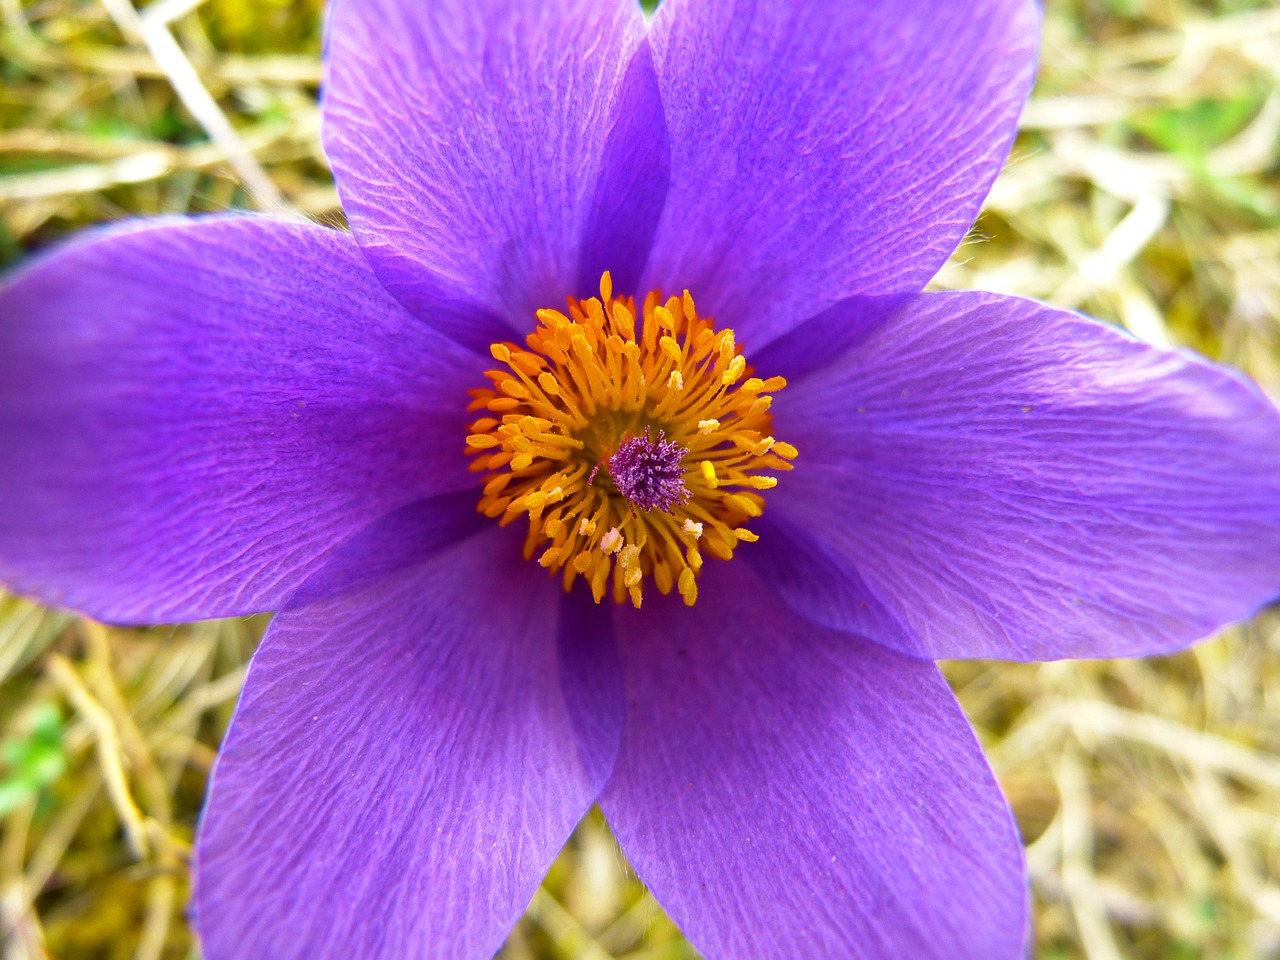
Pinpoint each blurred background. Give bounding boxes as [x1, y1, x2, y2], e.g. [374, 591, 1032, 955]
[1, 0, 1279, 957]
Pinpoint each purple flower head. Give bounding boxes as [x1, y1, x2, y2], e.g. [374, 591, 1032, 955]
[1, 0, 1279, 958]
[606, 429, 691, 515]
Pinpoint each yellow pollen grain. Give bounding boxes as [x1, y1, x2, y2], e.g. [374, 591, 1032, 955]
[464, 271, 796, 607]
[600, 527, 623, 554]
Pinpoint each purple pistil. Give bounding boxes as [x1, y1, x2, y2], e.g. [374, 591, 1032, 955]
[607, 429, 691, 513]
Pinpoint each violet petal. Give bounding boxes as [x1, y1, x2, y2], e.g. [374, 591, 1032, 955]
[196, 509, 616, 959]
[0, 215, 482, 623]
[642, 0, 1039, 349]
[601, 562, 1027, 959]
[323, 0, 662, 351]
[772, 290, 1280, 661]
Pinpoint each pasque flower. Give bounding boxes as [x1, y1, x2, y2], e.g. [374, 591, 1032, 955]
[2, 0, 1279, 955]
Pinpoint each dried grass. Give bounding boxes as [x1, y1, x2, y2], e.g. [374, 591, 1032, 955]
[2, 0, 1279, 956]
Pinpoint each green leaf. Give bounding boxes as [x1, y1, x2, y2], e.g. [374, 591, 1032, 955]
[0, 780, 37, 818]
[0, 702, 67, 814]
[1132, 94, 1263, 160]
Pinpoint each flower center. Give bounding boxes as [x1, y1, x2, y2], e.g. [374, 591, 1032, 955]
[607, 428, 690, 513]
[465, 273, 797, 608]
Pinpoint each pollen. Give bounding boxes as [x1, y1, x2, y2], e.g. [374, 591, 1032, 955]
[465, 272, 797, 608]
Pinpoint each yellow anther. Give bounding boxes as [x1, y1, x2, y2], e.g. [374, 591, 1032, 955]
[703, 537, 733, 561]
[578, 517, 597, 537]
[490, 343, 512, 362]
[467, 434, 500, 449]
[511, 352, 543, 376]
[536, 308, 570, 327]
[483, 474, 511, 496]
[600, 528, 623, 554]
[660, 336, 682, 364]
[772, 441, 799, 460]
[682, 519, 704, 540]
[734, 528, 759, 543]
[591, 562, 609, 602]
[721, 355, 747, 386]
[654, 563, 674, 595]
[746, 476, 778, 490]
[612, 302, 635, 340]
[698, 419, 720, 435]
[700, 460, 719, 489]
[678, 567, 698, 605]
[718, 329, 736, 360]
[667, 371, 684, 391]
[751, 437, 776, 456]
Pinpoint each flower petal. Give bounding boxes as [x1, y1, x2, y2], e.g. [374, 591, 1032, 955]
[196, 502, 618, 960]
[600, 563, 1027, 960]
[0, 216, 483, 623]
[772, 291, 1280, 661]
[323, 0, 664, 351]
[643, 0, 1039, 348]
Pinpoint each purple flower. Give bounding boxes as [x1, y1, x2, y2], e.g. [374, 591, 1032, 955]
[1, 0, 1278, 955]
